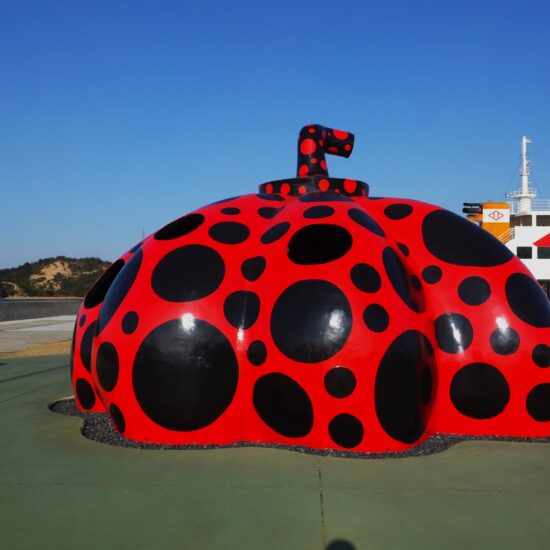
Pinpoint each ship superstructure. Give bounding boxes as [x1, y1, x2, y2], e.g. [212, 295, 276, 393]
[463, 136, 550, 299]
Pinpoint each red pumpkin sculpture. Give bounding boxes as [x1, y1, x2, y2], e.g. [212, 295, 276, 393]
[70, 124, 550, 453]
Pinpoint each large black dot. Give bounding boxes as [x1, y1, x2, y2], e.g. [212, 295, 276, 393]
[490, 327, 520, 355]
[133, 318, 239, 431]
[347, 208, 385, 236]
[363, 304, 389, 332]
[98, 249, 142, 333]
[96, 342, 119, 392]
[526, 384, 550, 421]
[208, 222, 250, 244]
[109, 404, 125, 433]
[458, 276, 491, 306]
[151, 245, 225, 303]
[450, 363, 510, 419]
[375, 330, 432, 443]
[80, 321, 96, 372]
[241, 256, 266, 281]
[84, 259, 125, 309]
[287, 224, 352, 265]
[223, 291, 260, 329]
[271, 280, 352, 363]
[324, 367, 356, 398]
[247, 340, 267, 366]
[258, 206, 283, 219]
[422, 210, 513, 266]
[76, 378, 95, 410]
[421, 365, 432, 404]
[383, 247, 420, 312]
[129, 241, 143, 253]
[122, 311, 139, 334]
[384, 203, 413, 220]
[533, 344, 550, 368]
[303, 206, 334, 219]
[435, 313, 473, 354]
[253, 373, 313, 438]
[350, 263, 381, 293]
[154, 213, 205, 240]
[422, 265, 442, 284]
[261, 222, 291, 244]
[328, 414, 364, 448]
[505, 273, 550, 328]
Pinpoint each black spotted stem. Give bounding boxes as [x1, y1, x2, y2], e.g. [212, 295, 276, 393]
[297, 124, 355, 178]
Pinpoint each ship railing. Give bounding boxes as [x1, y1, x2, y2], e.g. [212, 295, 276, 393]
[495, 227, 515, 243]
[508, 199, 550, 214]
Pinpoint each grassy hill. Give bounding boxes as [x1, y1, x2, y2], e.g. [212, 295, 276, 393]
[0, 256, 111, 298]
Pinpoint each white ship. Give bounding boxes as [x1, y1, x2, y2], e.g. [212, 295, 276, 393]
[463, 136, 550, 299]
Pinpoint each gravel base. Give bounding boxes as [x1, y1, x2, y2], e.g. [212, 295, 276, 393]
[50, 398, 550, 459]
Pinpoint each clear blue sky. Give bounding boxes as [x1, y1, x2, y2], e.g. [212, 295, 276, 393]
[1, 0, 549, 268]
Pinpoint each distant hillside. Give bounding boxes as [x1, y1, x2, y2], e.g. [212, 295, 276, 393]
[0, 256, 111, 298]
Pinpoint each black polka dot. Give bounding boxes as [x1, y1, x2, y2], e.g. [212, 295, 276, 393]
[247, 340, 267, 366]
[129, 241, 142, 253]
[109, 404, 125, 433]
[328, 414, 364, 448]
[96, 342, 119, 392]
[257, 193, 285, 202]
[70, 323, 76, 380]
[133, 318, 238, 431]
[303, 206, 335, 219]
[84, 259, 125, 309]
[410, 275, 422, 291]
[458, 276, 491, 306]
[221, 207, 240, 215]
[76, 378, 95, 410]
[209, 222, 250, 244]
[505, 273, 550, 328]
[422, 210, 513, 266]
[261, 222, 290, 244]
[151, 245, 224, 302]
[223, 291, 260, 329]
[397, 243, 409, 256]
[384, 203, 413, 220]
[241, 256, 266, 282]
[122, 311, 139, 334]
[258, 206, 283, 219]
[450, 363, 510, 419]
[375, 331, 432, 443]
[299, 191, 352, 202]
[350, 264, 381, 293]
[421, 365, 432, 404]
[422, 265, 442, 284]
[526, 384, 550, 421]
[253, 373, 313, 437]
[80, 321, 96, 372]
[98, 249, 142, 333]
[324, 367, 356, 398]
[490, 327, 520, 355]
[363, 304, 389, 332]
[347, 208, 385, 236]
[79, 315, 86, 328]
[271, 280, 352, 363]
[287, 224, 352, 265]
[435, 313, 473, 354]
[533, 344, 550, 368]
[383, 247, 420, 312]
[154, 213, 204, 240]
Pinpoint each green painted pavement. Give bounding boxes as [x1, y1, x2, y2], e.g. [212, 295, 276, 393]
[0, 355, 549, 549]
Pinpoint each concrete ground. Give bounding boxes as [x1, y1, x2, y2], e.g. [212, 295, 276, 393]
[1, 355, 549, 549]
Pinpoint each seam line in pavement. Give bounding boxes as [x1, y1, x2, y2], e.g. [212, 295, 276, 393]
[0, 364, 68, 385]
[317, 458, 327, 548]
[0, 378, 66, 404]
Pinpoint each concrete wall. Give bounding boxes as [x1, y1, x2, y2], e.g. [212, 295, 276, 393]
[0, 299, 81, 322]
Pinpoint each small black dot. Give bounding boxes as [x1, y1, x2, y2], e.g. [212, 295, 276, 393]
[350, 263, 381, 293]
[526, 384, 550, 421]
[458, 276, 491, 306]
[96, 342, 119, 392]
[347, 208, 385, 237]
[299, 191, 351, 202]
[257, 193, 285, 202]
[154, 213, 205, 240]
[209, 222, 250, 244]
[384, 203, 413, 220]
[328, 414, 364, 448]
[397, 243, 409, 256]
[324, 367, 356, 398]
[79, 315, 86, 328]
[258, 206, 283, 219]
[435, 313, 473, 354]
[80, 321, 96, 372]
[363, 304, 389, 332]
[489, 327, 520, 355]
[122, 311, 139, 334]
[287, 224, 352, 265]
[422, 265, 442, 284]
[84, 259, 125, 309]
[109, 404, 125, 433]
[261, 222, 290, 244]
[410, 275, 422, 291]
[221, 207, 240, 215]
[223, 291, 260, 329]
[241, 256, 266, 282]
[76, 378, 95, 410]
[247, 340, 267, 366]
[533, 344, 550, 368]
[303, 206, 335, 219]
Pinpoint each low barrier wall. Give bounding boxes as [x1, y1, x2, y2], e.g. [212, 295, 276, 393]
[0, 299, 81, 322]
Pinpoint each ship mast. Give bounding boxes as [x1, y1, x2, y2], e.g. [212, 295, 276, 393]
[516, 136, 536, 213]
